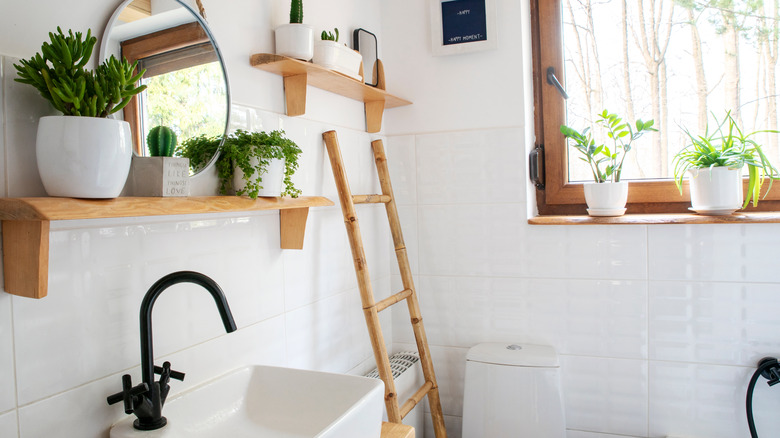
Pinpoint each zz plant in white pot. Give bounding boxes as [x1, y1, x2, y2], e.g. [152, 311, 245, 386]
[561, 109, 656, 216]
[14, 27, 146, 198]
[673, 111, 779, 215]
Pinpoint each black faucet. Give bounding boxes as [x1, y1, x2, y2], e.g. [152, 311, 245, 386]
[107, 271, 237, 430]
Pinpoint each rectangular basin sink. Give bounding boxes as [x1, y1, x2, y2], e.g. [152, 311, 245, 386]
[109, 365, 385, 438]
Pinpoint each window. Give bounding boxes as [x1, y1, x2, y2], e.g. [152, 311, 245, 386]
[531, 0, 780, 214]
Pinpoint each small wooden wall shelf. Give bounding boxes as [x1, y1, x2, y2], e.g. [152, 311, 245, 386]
[249, 53, 412, 133]
[0, 196, 333, 299]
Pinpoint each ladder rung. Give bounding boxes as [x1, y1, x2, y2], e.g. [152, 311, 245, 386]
[400, 381, 434, 419]
[373, 289, 413, 312]
[352, 194, 392, 204]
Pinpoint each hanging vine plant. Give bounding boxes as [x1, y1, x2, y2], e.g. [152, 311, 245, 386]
[181, 130, 302, 199]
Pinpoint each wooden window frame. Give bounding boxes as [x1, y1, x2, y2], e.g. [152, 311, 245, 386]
[530, 0, 780, 215]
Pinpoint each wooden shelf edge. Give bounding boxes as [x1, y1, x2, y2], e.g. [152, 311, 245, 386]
[529, 211, 780, 225]
[1, 196, 334, 299]
[0, 196, 333, 221]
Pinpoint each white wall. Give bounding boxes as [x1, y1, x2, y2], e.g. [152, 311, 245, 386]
[0, 1, 393, 437]
[381, 1, 780, 438]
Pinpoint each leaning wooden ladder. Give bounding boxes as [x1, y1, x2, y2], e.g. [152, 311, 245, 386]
[323, 131, 447, 437]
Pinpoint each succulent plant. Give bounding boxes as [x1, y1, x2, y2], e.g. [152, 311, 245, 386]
[147, 126, 178, 157]
[13, 27, 146, 117]
[321, 28, 339, 42]
[290, 0, 303, 24]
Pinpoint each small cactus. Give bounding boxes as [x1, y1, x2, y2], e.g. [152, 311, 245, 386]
[290, 0, 303, 24]
[321, 28, 339, 42]
[147, 126, 177, 157]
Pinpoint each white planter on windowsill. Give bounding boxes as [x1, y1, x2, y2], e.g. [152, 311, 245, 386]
[687, 166, 742, 215]
[583, 181, 629, 216]
[313, 40, 363, 81]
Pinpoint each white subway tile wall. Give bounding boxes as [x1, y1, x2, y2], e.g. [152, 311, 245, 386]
[0, 48, 392, 437]
[387, 131, 780, 438]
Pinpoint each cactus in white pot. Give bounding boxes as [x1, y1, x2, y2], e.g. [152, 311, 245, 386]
[275, 0, 314, 61]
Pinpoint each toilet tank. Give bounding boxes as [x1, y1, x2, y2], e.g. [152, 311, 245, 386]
[461, 343, 566, 438]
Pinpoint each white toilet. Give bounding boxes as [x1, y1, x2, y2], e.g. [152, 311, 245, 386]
[462, 343, 566, 437]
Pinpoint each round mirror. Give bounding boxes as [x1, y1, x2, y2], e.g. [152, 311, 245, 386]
[100, 0, 230, 175]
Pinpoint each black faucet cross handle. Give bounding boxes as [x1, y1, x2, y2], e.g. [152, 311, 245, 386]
[106, 374, 149, 414]
[154, 361, 185, 382]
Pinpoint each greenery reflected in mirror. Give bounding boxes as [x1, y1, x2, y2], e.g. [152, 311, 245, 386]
[100, 0, 230, 175]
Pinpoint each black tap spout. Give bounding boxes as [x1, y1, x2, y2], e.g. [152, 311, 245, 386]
[135, 271, 237, 430]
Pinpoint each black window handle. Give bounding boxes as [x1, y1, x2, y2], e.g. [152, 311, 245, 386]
[546, 67, 569, 100]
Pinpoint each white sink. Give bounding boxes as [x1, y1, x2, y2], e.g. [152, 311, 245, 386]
[109, 365, 385, 438]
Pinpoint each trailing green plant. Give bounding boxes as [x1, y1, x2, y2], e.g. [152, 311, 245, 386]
[13, 27, 146, 117]
[180, 130, 302, 199]
[672, 111, 780, 208]
[146, 125, 177, 157]
[321, 28, 339, 42]
[561, 109, 656, 183]
[290, 0, 303, 24]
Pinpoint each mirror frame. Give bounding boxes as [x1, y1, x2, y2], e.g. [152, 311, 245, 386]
[99, 0, 231, 176]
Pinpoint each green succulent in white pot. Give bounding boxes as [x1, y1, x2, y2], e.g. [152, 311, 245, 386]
[560, 109, 656, 216]
[14, 27, 146, 198]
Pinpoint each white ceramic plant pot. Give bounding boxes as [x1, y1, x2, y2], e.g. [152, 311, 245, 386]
[233, 157, 286, 197]
[687, 166, 743, 214]
[275, 24, 314, 61]
[313, 40, 363, 81]
[583, 181, 629, 216]
[36, 116, 132, 198]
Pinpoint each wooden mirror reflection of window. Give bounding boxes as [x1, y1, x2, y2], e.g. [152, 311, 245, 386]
[120, 22, 212, 155]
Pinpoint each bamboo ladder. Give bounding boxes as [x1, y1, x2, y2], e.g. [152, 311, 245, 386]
[322, 131, 447, 438]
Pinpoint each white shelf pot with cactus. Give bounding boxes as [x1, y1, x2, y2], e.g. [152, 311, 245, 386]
[14, 27, 146, 198]
[275, 0, 313, 61]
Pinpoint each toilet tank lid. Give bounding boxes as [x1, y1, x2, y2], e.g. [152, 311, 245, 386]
[466, 343, 559, 367]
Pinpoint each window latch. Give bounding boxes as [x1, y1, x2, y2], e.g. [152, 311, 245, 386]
[529, 144, 545, 190]
[546, 67, 569, 100]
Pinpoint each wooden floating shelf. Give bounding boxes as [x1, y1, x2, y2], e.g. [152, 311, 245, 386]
[249, 53, 412, 133]
[0, 196, 333, 299]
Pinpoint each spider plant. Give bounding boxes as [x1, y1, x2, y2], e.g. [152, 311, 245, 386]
[672, 111, 780, 208]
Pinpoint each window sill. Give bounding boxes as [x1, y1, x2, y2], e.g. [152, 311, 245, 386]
[528, 212, 780, 225]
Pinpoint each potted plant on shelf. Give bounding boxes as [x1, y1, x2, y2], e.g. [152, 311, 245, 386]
[313, 28, 363, 81]
[181, 130, 302, 199]
[672, 111, 779, 215]
[14, 27, 146, 198]
[561, 109, 656, 216]
[275, 0, 314, 61]
[129, 126, 190, 197]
